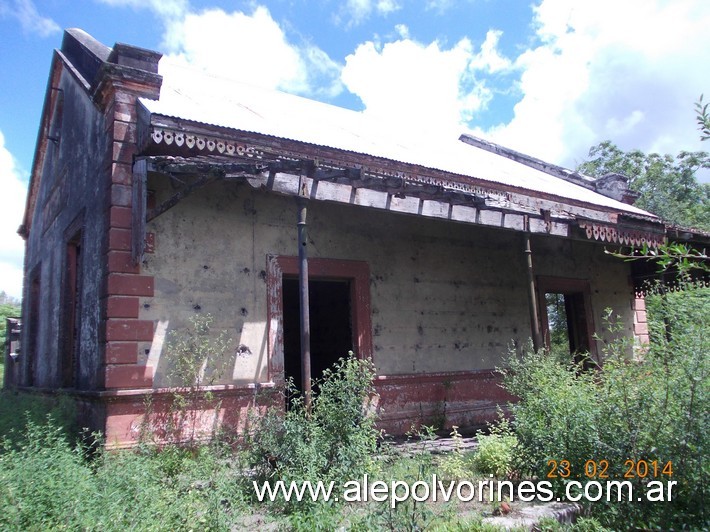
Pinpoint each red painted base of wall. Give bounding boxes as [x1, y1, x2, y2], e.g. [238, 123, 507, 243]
[24, 369, 511, 447]
[75, 384, 281, 448]
[373, 370, 513, 435]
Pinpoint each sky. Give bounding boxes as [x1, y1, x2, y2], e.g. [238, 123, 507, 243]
[0, 0, 709, 300]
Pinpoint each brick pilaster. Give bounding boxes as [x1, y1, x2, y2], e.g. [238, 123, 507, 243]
[96, 43, 162, 390]
[632, 296, 650, 358]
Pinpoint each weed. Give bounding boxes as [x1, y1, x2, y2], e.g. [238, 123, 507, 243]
[246, 353, 379, 512]
[501, 286, 709, 529]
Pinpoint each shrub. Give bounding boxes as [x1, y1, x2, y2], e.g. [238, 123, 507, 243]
[440, 425, 473, 480]
[0, 416, 248, 530]
[140, 313, 233, 445]
[471, 417, 518, 478]
[0, 417, 96, 530]
[246, 353, 380, 511]
[0, 391, 78, 446]
[501, 287, 709, 529]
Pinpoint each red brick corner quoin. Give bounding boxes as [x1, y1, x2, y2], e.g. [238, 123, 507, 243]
[100, 56, 161, 392]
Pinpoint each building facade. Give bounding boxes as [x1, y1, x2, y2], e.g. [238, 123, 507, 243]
[12, 29, 694, 447]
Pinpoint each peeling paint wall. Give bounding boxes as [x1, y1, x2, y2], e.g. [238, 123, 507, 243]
[142, 176, 637, 386]
[22, 65, 109, 389]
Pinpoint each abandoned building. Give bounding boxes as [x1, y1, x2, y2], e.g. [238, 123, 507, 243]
[8, 28, 709, 447]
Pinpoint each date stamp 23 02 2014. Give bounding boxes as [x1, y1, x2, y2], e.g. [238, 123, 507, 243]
[547, 459, 674, 480]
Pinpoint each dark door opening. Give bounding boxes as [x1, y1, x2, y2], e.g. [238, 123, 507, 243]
[282, 278, 353, 397]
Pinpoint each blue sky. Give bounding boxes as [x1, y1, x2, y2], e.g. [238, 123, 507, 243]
[1, 0, 709, 299]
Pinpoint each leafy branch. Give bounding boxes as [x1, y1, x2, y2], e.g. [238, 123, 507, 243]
[605, 242, 709, 276]
[696, 94, 710, 141]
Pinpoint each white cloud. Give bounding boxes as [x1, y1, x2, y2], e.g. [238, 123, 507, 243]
[0, 130, 28, 300]
[95, 0, 708, 176]
[484, 0, 710, 167]
[163, 7, 307, 92]
[96, 0, 188, 19]
[0, 0, 60, 37]
[469, 30, 512, 74]
[112, 3, 342, 98]
[341, 32, 513, 139]
[425, 0, 455, 14]
[337, 0, 402, 27]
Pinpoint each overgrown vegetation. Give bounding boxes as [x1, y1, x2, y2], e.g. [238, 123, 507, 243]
[139, 314, 233, 445]
[501, 284, 709, 529]
[471, 417, 518, 479]
[0, 417, 249, 531]
[1, 283, 707, 529]
[246, 354, 380, 513]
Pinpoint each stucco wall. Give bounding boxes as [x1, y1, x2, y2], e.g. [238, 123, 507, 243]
[141, 176, 636, 386]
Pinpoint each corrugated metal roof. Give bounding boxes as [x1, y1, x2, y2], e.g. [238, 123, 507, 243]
[140, 60, 654, 218]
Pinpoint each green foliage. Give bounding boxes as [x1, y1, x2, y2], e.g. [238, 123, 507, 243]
[471, 417, 518, 479]
[697, 94, 710, 141]
[440, 425, 473, 480]
[0, 418, 96, 530]
[140, 313, 233, 445]
[166, 313, 232, 389]
[535, 516, 612, 531]
[501, 287, 709, 529]
[0, 416, 248, 531]
[501, 350, 602, 488]
[288, 502, 342, 531]
[0, 391, 77, 445]
[360, 425, 444, 532]
[578, 140, 710, 230]
[246, 353, 380, 511]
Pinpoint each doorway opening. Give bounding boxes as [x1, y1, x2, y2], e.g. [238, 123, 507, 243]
[282, 277, 353, 396]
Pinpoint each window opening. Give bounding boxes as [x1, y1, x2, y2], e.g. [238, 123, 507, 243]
[544, 292, 591, 364]
[538, 277, 596, 366]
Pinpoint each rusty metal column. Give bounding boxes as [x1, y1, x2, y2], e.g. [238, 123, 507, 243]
[523, 217, 543, 352]
[297, 196, 312, 412]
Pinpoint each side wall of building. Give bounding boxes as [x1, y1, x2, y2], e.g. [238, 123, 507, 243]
[21, 61, 110, 390]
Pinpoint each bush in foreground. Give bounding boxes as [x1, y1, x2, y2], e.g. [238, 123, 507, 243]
[246, 353, 380, 512]
[501, 289, 708, 529]
[0, 416, 248, 531]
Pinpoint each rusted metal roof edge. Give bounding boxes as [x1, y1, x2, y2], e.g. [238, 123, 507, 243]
[139, 107, 661, 225]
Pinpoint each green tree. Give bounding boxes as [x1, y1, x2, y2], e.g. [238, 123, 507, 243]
[578, 141, 710, 230]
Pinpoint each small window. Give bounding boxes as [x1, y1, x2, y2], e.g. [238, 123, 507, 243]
[537, 277, 596, 365]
